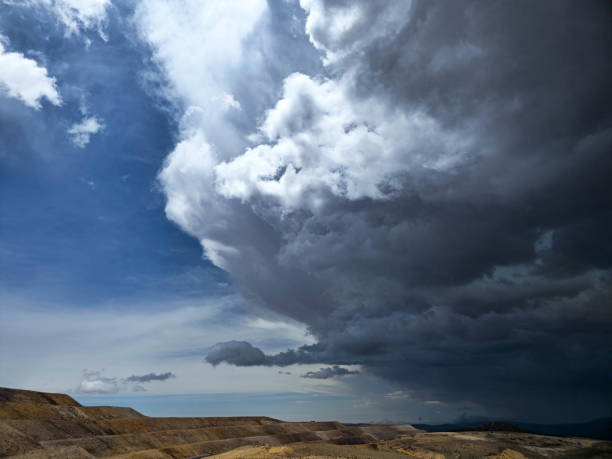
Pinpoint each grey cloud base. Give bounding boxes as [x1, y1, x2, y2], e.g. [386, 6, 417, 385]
[302, 365, 359, 379]
[159, 0, 612, 422]
[125, 372, 176, 383]
[206, 341, 323, 367]
[206, 341, 268, 366]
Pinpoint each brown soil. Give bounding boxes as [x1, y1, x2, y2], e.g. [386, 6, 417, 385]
[0, 388, 407, 458]
[2, 387, 610, 458]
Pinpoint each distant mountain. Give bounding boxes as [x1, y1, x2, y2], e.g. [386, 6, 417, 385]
[455, 421, 533, 434]
[415, 417, 612, 441]
[514, 418, 612, 441]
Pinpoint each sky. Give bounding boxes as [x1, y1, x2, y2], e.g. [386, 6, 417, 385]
[0, 0, 611, 425]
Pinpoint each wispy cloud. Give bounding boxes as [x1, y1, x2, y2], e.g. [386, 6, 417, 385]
[385, 391, 411, 401]
[13, 0, 112, 38]
[74, 370, 175, 394]
[68, 116, 103, 147]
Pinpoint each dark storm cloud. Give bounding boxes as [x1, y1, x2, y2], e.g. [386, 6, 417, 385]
[206, 341, 268, 366]
[125, 372, 176, 383]
[161, 0, 612, 422]
[303, 365, 359, 379]
[206, 341, 326, 367]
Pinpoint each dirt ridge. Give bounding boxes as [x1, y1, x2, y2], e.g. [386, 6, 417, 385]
[5, 387, 607, 458]
[0, 388, 411, 458]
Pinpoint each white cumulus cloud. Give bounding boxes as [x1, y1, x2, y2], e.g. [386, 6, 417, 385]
[299, 0, 412, 64]
[68, 116, 103, 147]
[135, 0, 265, 102]
[215, 72, 470, 211]
[0, 39, 61, 109]
[75, 370, 119, 394]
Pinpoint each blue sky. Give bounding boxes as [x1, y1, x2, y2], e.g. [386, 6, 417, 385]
[0, 2, 227, 305]
[1, 0, 611, 424]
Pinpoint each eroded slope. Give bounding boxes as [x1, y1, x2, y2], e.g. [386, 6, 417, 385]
[0, 388, 411, 458]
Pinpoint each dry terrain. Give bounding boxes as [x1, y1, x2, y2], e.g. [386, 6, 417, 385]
[1, 387, 610, 458]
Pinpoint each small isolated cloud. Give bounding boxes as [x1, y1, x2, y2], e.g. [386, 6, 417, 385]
[0, 39, 61, 109]
[125, 372, 176, 383]
[75, 370, 119, 394]
[74, 369, 175, 394]
[80, 178, 96, 190]
[206, 341, 267, 366]
[302, 365, 359, 379]
[385, 390, 411, 401]
[68, 116, 103, 147]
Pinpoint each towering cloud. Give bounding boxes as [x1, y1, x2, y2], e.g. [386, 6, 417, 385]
[145, 0, 612, 421]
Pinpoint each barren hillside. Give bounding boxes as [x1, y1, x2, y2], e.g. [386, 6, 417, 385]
[0, 387, 413, 458]
[1, 387, 610, 458]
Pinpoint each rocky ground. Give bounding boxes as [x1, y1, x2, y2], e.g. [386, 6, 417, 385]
[1, 387, 610, 458]
[202, 431, 612, 459]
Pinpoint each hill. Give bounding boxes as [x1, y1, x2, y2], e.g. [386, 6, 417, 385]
[1, 387, 611, 458]
[0, 387, 414, 457]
